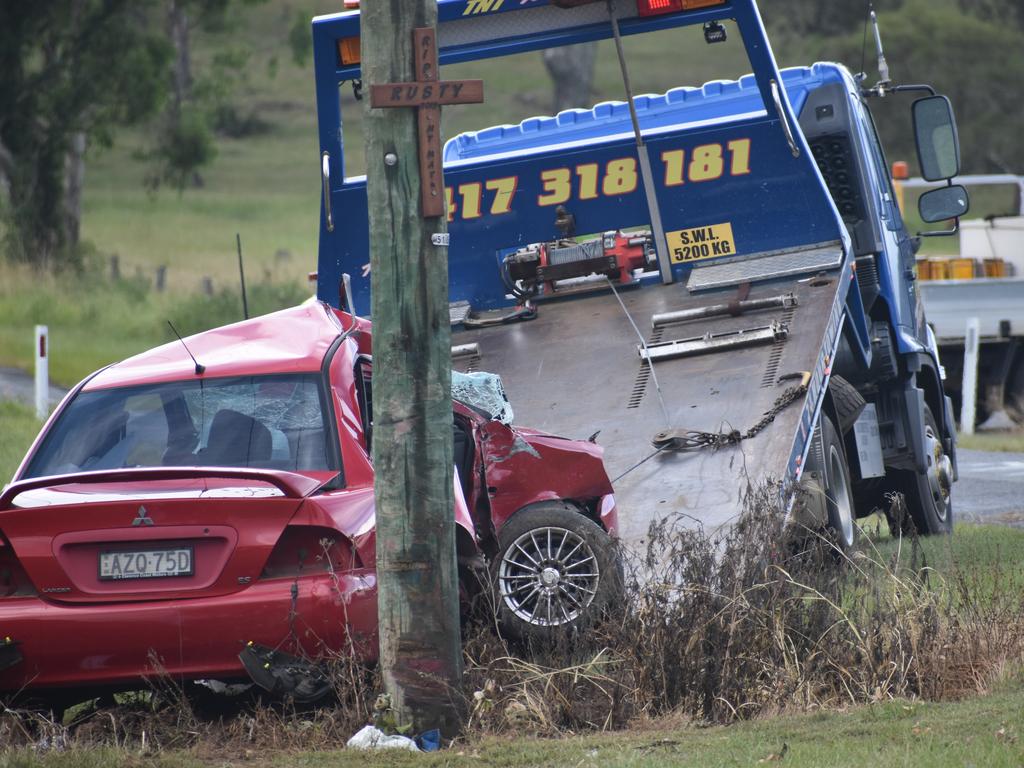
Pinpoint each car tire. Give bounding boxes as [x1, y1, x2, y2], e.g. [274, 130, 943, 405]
[897, 405, 953, 535]
[808, 415, 857, 552]
[492, 502, 620, 643]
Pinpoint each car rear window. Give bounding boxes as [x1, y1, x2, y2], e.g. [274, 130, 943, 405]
[24, 374, 334, 479]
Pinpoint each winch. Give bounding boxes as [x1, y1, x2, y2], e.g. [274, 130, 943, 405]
[503, 230, 655, 299]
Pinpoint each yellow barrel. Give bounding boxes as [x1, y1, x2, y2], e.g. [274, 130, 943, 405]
[916, 258, 932, 280]
[928, 258, 950, 280]
[950, 258, 976, 279]
[983, 258, 1007, 278]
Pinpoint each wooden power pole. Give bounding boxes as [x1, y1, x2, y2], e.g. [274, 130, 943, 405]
[362, 2, 482, 736]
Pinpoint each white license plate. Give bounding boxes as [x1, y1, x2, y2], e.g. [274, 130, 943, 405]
[99, 547, 193, 581]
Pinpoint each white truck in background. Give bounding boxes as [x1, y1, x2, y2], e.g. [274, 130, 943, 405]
[912, 175, 1024, 429]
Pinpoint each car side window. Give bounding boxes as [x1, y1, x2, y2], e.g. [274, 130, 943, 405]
[354, 357, 373, 454]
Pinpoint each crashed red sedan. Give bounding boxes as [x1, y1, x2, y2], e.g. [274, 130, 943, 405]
[0, 303, 617, 708]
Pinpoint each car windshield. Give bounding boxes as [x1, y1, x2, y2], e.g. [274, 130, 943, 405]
[24, 374, 333, 479]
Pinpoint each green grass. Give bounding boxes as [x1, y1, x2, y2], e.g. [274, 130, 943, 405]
[0, 265, 307, 387]
[858, 521, 1024, 607]
[0, 401, 41, 485]
[957, 431, 1024, 453]
[6, 684, 1024, 767]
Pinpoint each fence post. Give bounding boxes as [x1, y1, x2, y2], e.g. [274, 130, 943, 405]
[34, 325, 49, 421]
[961, 316, 980, 435]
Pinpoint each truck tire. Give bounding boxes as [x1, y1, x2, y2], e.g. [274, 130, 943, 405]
[828, 374, 866, 434]
[1005, 351, 1024, 426]
[897, 405, 953, 535]
[492, 502, 620, 644]
[817, 415, 857, 551]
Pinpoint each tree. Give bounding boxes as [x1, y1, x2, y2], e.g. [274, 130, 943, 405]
[0, 1, 171, 268]
[544, 42, 598, 113]
[793, 0, 1024, 174]
[146, 0, 265, 193]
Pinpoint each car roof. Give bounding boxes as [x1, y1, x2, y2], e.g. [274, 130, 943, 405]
[84, 303, 344, 391]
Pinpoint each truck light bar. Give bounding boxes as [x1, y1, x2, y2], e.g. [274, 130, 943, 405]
[637, 0, 725, 16]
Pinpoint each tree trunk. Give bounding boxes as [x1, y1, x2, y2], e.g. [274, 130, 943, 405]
[63, 131, 86, 249]
[167, 0, 191, 120]
[543, 42, 598, 113]
[362, 1, 464, 739]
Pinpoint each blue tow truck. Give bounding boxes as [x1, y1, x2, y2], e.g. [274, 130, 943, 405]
[309, 0, 969, 551]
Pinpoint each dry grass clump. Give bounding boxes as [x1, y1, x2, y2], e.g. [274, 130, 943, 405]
[458, 487, 1024, 734]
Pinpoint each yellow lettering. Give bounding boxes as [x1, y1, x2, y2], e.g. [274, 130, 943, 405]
[602, 158, 637, 196]
[458, 182, 483, 219]
[463, 0, 504, 15]
[727, 138, 752, 176]
[689, 144, 724, 182]
[537, 168, 572, 206]
[661, 149, 686, 187]
[486, 176, 517, 215]
[575, 163, 600, 200]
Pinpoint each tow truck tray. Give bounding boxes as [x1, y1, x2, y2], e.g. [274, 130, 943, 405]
[453, 260, 847, 544]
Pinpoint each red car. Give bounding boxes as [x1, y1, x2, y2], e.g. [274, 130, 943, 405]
[0, 304, 617, 710]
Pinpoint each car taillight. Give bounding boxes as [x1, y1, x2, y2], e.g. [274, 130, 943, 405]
[261, 526, 360, 580]
[0, 536, 36, 598]
[636, 0, 725, 16]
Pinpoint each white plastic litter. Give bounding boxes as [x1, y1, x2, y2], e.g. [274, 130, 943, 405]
[346, 725, 420, 751]
[452, 371, 514, 424]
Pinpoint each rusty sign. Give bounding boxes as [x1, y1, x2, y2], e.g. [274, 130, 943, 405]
[369, 28, 484, 218]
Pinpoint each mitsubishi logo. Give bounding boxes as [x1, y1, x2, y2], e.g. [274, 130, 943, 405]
[132, 506, 155, 527]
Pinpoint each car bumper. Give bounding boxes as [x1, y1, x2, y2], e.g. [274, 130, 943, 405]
[0, 571, 378, 693]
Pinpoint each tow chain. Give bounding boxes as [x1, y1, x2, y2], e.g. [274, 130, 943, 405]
[651, 373, 810, 453]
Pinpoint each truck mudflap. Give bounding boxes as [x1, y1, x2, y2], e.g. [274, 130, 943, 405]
[453, 243, 852, 543]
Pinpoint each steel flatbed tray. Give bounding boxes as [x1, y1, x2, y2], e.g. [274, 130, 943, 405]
[453, 246, 848, 545]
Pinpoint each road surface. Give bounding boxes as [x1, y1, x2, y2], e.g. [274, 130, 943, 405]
[955, 448, 1024, 527]
[0, 366, 67, 410]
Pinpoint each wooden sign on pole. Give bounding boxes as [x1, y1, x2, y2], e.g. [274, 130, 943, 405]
[369, 29, 483, 217]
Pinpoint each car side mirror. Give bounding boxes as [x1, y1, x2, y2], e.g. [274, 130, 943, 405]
[913, 95, 961, 181]
[919, 184, 970, 223]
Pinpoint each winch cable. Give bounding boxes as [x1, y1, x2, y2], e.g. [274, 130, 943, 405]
[611, 444, 667, 485]
[605, 276, 672, 429]
[606, 0, 674, 285]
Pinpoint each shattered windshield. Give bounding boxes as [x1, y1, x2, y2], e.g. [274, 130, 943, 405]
[24, 374, 334, 479]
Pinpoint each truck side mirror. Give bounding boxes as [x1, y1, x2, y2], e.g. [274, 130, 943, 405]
[912, 95, 961, 181]
[918, 184, 969, 223]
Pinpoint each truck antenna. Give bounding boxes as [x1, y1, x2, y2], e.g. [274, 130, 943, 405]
[870, 7, 891, 93]
[167, 320, 205, 375]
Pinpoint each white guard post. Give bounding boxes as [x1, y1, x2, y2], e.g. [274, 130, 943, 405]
[34, 325, 49, 420]
[960, 316, 980, 435]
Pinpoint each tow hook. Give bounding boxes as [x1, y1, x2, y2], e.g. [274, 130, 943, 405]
[239, 641, 332, 703]
[0, 636, 23, 672]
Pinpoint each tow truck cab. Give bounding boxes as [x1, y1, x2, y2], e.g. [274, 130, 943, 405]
[312, 0, 967, 541]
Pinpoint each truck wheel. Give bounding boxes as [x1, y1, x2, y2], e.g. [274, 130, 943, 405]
[492, 503, 620, 643]
[1005, 352, 1024, 426]
[898, 406, 953, 535]
[816, 415, 857, 551]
